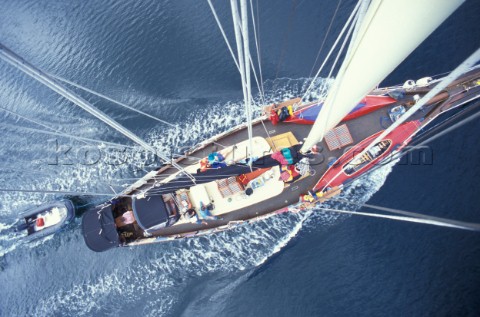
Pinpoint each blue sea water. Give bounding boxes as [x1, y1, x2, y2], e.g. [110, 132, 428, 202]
[0, 0, 479, 316]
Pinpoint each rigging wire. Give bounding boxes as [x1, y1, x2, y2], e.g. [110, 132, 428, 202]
[103, 146, 279, 184]
[320, 7, 359, 96]
[115, 167, 255, 184]
[0, 121, 134, 149]
[249, 0, 265, 100]
[0, 43, 195, 181]
[308, 0, 343, 78]
[206, 0, 241, 72]
[300, 0, 361, 103]
[319, 206, 480, 231]
[259, 117, 277, 152]
[346, 0, 370, 60]
[0, 188, 131, 197]
[0, 168, 52, 179]
[0, 105, 128, 148]
[328, 198, 480, 231]
[230, 0, 254, 168]
[412, 104, 480, 148]
[0, 105, 70, 136]
[0, 166, 132, 190]
[207, 0, 270, 159]
[247, 52, 265, 105]
[376, 99, 480, 174]
[240, 0, 255, 171]
[49, 73, 176, 128]
[207, 0, 263, 100]
[275, 0, 299, 78]
[308, 3, 361, 120]
[241, 0, 254, 168]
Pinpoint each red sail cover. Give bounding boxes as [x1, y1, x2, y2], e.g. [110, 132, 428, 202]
[280, 95, 396, 125]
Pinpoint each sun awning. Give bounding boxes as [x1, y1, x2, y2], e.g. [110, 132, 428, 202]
[132, 195, 169, 231]
[82, 205, 120, 252]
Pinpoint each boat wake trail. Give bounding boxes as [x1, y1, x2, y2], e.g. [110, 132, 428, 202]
[0, 223, 20, 258]
[1, 77, 394, 316]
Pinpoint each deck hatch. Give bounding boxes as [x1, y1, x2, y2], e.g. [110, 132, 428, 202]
[324, 124, 353, 150]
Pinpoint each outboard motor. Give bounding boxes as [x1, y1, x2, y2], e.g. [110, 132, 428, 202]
[16, 221, 29, 232]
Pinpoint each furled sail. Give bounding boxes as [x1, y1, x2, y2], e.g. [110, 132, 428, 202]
[301, 0, 464, 152]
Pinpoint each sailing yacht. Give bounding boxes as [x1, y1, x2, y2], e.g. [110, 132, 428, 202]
[77, 0, 480, 251]
[0, 0, 478, 251]
[81, 64, 480, 251]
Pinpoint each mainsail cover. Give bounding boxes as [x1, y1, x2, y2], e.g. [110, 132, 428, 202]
[301, 0, 464, 152]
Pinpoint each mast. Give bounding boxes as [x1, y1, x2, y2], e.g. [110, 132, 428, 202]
[240, 0, 254, 162]
[231, 0, 254, 164]
[301, 0, 465, 152]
